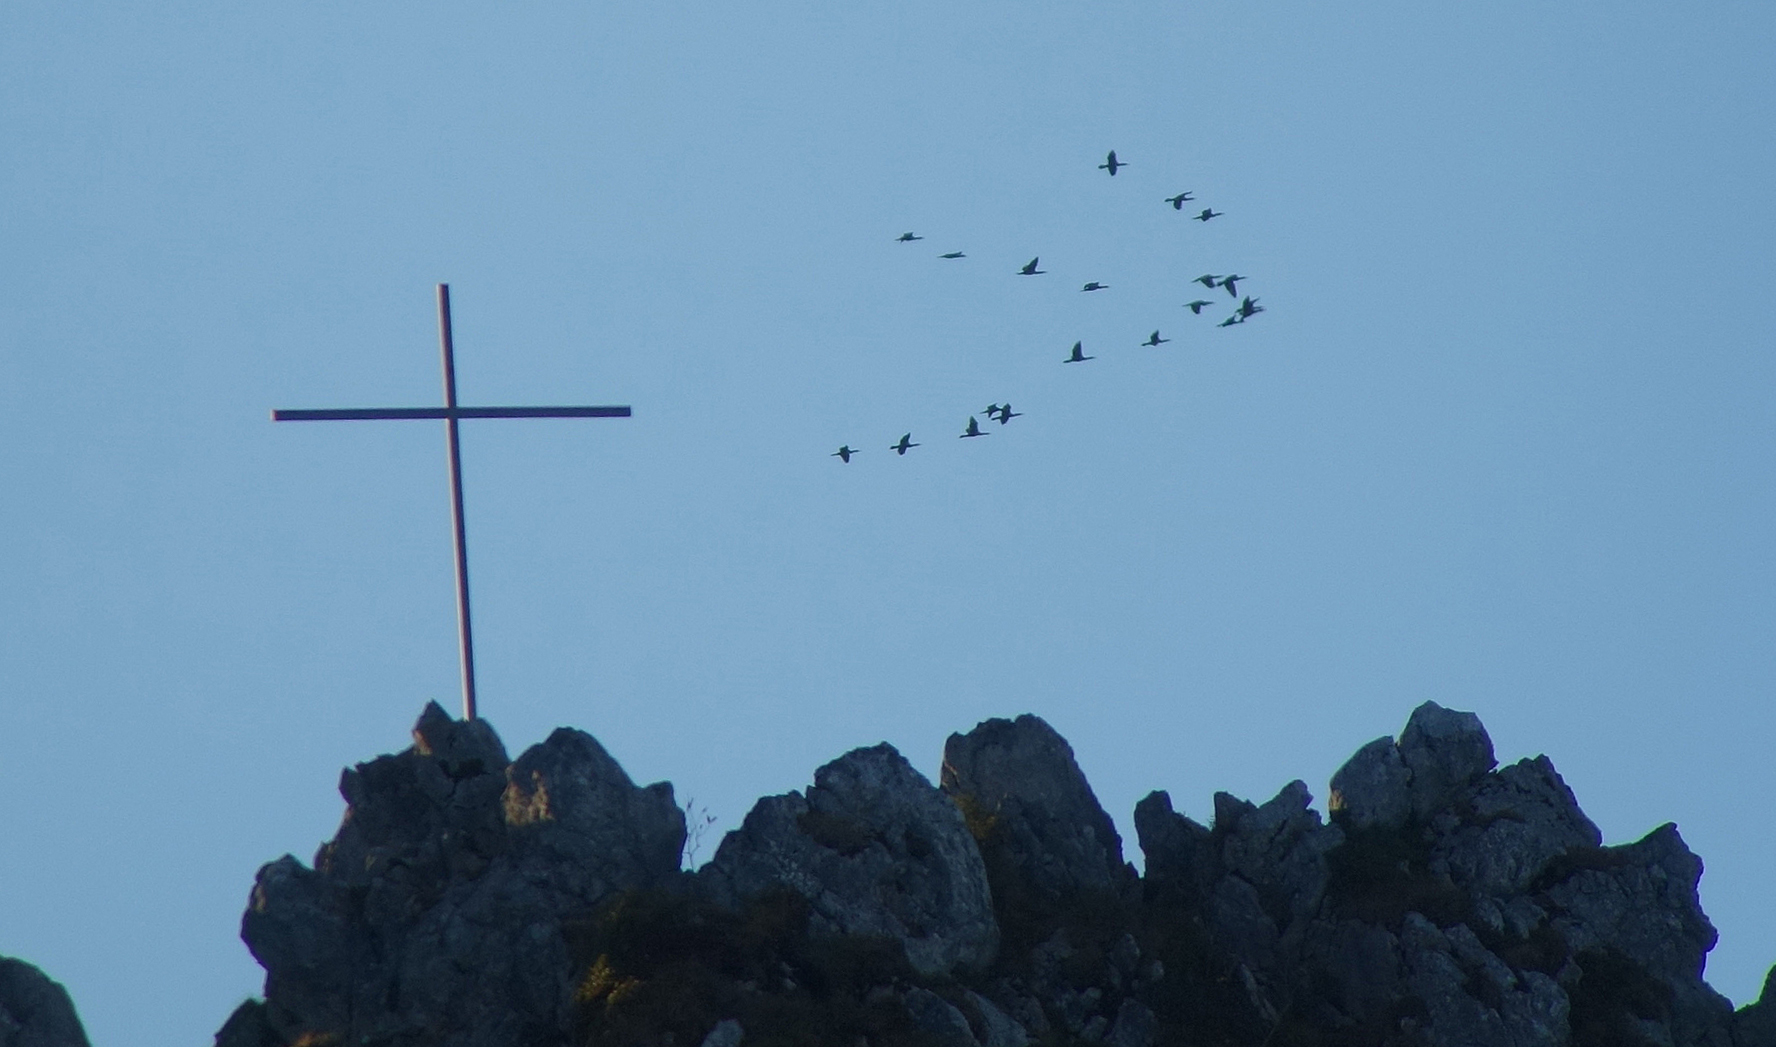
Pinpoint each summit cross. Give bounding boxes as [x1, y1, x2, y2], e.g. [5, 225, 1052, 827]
[273, 283, 631, 721]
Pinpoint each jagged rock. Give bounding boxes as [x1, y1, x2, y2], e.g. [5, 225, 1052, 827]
[1328, 736, 1413, 833]
[941, 715, 1134, 901]
[1133, 791, 1214, 900]
[906, 988, 978, 1047]
[699, 742, 998, 977]
[1295, 918, 1402, 1025]
[0, 958, 90, 1047]
[1399, 701, 1497, 820]
[1737, 967, 1776, 1046]
[1399, 912, 1571, 1047]
[238, 704, 685, 1047]
[1217, 780, 1344, 932]
[1547, 822, 1735, 1045]
[1430, 755, 1602, 897]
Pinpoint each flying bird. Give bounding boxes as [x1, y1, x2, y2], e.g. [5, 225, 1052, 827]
[1221, 274, 1246, 297]
[1064, 341, 1094, 363]
[1081, 282, 1108, 292]
[1099, 150, 1126, 175]
[1018, 257, 1045, 275]
[983, 403, 1003, 419]
[895, 232, 923, 242]
[832, 445, 858, 462]
[891, 433, 919, 455]
[1218, 314, 1244, 328]
[1194, 274, 1223, 289]
[994, 403, 1023, 424]
[1184, 300, 1214, 314]
[1165, 192, 1195, 209]
[939, 251, 966, 259]
[1239, 296, 1265, 319]
[960, 416, 989, 438]
[1142, 331, 1170, 347]
[1193, 209, 1222, 222]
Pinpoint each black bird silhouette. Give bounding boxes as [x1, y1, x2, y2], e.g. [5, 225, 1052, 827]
[939, 251, 966, 259]
[1018, 257, 1045, 275]
[1194, 274, 1222, 289]
[832, 445, 858, 462]
[891, 433, 919, 455]
[1165, 192, 1195, 209]
[1193, 209, 1222, 222]
[994, 403, 1023, 424]
[1081, 282, 1108, 292]
[1218, 314, 1244, 328]
[983, 403, 1003, 419]
[1099, 150, 1125, 175]
[960, 416, 989, 438]
[895, 232, 922, 242]
[1064, 341, 1094, 363]
[1184, 299, 1214, 314]
[1239, 296, 1265, 319]
[1221, 274, 1246, 297]
[1142, 331, 1170, 347]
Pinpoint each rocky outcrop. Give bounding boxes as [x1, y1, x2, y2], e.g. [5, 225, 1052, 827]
[0, 959, 89, 1047]
[230, 701, 684, 1047]
[698, 742, 998, 977]
[213, 700, 1776, 1047]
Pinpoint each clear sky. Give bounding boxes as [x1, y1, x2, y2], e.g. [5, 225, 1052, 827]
[3, 3, 1773, 1044]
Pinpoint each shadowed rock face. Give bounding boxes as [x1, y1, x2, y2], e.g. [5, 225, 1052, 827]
[697, 742, 999, 977]
[207, 699, 1776, 1047]
[0, 958, 90, 1047]
[939, 714, 1135, 902]
[232, 701, 684, 1047]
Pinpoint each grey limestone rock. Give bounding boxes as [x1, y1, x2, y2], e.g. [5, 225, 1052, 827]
[0, 958, 90, 1047]
[941, 715, 1134, 900]
[1133, 790, 1215, 900]
[1399, 912, 1571, 1047]
[1328, 736, 1413, 832]
[237, 704, 685, 1047]
[699, 742, 998, 977]
[1399, 701, 1497, 820]
[1431, 755, 1602, 897]
[1547, 822, 1735, 1045]
[1219, 780, 1344, 933]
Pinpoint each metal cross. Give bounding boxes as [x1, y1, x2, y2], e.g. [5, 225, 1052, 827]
[273, 283, 631, 721]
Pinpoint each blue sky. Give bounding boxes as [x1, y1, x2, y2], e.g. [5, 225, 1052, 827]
[3, 3, 1774, 1043]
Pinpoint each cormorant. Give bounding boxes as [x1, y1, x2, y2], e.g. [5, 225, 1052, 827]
[940, 251, 966, 259]
[1165, 192, 1195, 209]
[1221, 274, 1245, 297]
[1142, 331, 1170, 347]
[1081, 282, 1108, 292]
[960, 416, 989, 438]
[891, 434, 919, 455]
[832, 446, 857, 462]
[1194, 274, 1222, 289]
[1064, 341, 1094, 363]
[1018, 257, 1045, 275]
[896, 232, 922, 242]
[1193, 209, 1222, 222]
[1099, 150, 1126, 175]
[1185, 300, 1214, 314]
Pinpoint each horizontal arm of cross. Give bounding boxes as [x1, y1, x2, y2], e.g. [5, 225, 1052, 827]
[272, 406, 631, 422]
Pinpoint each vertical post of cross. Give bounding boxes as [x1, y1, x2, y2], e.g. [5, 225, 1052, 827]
[436, 284, 479, 721]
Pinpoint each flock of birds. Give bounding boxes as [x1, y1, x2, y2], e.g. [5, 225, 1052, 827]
[832, 150, 1264, 464]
